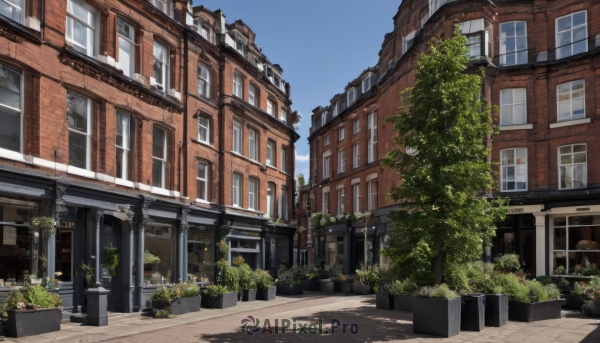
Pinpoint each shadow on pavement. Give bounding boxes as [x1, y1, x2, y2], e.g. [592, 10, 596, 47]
[582, 322, 600, 342]
[200, 302, 424, 342]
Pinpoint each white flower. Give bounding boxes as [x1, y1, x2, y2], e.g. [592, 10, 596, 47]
[336, 213, 345, 220]
[330, 217, 337, 224]
[16, 302, 25, 310]
[320, 218, 328, 226]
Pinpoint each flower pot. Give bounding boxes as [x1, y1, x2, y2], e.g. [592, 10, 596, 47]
[508, 300, 563, 322]
[413, 297, 461, 338]
[319, 280, 334, 293]
[242, 289, 257, 302]
[352, 281, 371, 295]
[7, 308, 62, 338]
[340, 282, 353, 295]
[376, 290, 394, 310]
[201, 292, 237, 309]
[461, 294, 485, 332]
[564, 294, 584, 311]
[583, 300, 600, 317]
[170, 296, 201, 315]
[305, 279, 319, 291]
[256, 286, 276, 301]
[393, 294, 413, 312]
[485, 294, 508, 327]
[277, 284, 305, 295]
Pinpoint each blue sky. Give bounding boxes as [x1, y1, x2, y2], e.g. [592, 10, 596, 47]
[194, 0, 401, 179]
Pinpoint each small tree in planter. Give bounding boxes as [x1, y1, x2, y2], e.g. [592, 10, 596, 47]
[255, 269, 276, 301]
[495, 273, 562, 322]
[413, 284, 461, 338]
[304, 265, 320, 291]
[201, 285, 237, 309]
[317, 268, 334, 293]
[373, 266, 395, 310]
[276, 267, 305, 296]
[466, 261, 507, 328]
[389, 279, 418, 312]
[238, 265, 258, 302]
[1, 285, 62, 337]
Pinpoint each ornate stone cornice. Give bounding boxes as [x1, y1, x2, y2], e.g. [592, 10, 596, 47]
[58, 49, 183, 114]
[179, 205, 190, 232]
[0, 17, 41, 45]
[55, 181, 68, 219]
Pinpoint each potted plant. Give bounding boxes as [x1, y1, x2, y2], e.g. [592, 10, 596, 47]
[373, 266, 394, 310]
[412, 284, 461, 338]
[104, 246, 120, 274]
[2, 285, 62, 337]
[223, 264, 240, 299]
[389, 279, 418, 312]
[337, 274, 355, 294]
[353, 264, 373, 295]
[201, 285, 237, 309]
[317, 268, 334, 293]
[255, 269, 276, 301]
[496, 273, 563, 322]
[573, 276, 600, 317]
[276, 267, 305, 295]
[75, 261, 95, 288]
[304, 266, 320, 291]
[466, 261, 507, 328]
[238, 264, 257, 302]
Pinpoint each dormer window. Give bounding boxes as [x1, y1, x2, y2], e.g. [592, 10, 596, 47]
[332, 102, 338, 117]
[235, 35, 246, 56]
[403, 31, 417, 55]
[347, 88, 356, 105]
[150, 0, 170, 16]
[362, 73, 373, 93]
[321, 111, 327, 126]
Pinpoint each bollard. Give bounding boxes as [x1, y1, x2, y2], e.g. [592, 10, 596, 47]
[84, 283, 110, 326]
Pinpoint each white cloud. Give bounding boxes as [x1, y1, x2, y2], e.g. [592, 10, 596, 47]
[295, 151, 310, 162]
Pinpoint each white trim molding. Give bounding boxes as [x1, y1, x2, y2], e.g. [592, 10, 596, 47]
[499, 124, 533, 131]
[366, 173, 378, 182]
[351, 177, 361, 185]
[547, 204, 600, 214]
[336, 184, 344, 190]
[116, 178, 135, 188]
[322, 185, 330, 193]
[136, 183, 153, 192]
[549, 118, 590, 129]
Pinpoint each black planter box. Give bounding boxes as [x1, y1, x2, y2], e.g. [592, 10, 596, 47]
[170, 296, 201, 315]
[461, 294, 485, 331]
[7, 308, 62, 338]
[306, 279, 319, 291]
[376, 291, 394, 310]
[334, 281, 341, 292]
[352, 281, 371, 295]
[319, 280, 335, 293]
[485, 294, 508, 327]
[564, 294, 584, 311]
[277, 284, 305, 295]
[393, 294, 413, 312]
[340, 282, 353, 294]
[201, 292, 238, 309]
[256, 286, 277, 301]
[413, 297, 461, 338]
[242, 289, 257, 302]
[508, 300, 563, 322]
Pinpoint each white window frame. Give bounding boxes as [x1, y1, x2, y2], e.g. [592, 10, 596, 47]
[266, 140, 275, 166]
[500, 148, 528, 192]
[332, 102, 338, 117]
[198, 116, 209, 144]
[368, 180, 377, 211]
[367, 112, 377, 163]
[347, 88, 356, 105]
[362, 72, 373, 93]
[153, 41, 169, 93]
[500, 88, 527, 126]
[323, 134, 329, 147]
[150, 0, 170, 16]
[499, 21, 528, 66]
[233, 120, 242, 154]
[0, 0, 25, 24]
[322, 191, 329, 214]
[232, 173, 242, 207]
[558, 144, 587, 190]
[248, 178, 257, 210]
[280, 186, 288, 221]
[429, 0, 450, 17]
[323, 155, 330, 178]
[248, 84, 256, 106]
[339, 127, 345, 141]
[152, 125, 168, 189]
[196, 162, 208, 201]
[353, 143, 360, 169]
[267, 99, 274, 116]
[235, 35, 246, 56]
[198, 63, 210, 98]
[281, 147, 287, 173]
[266, 183, 274, 217]
[281, 109, 287, 124]
[337, 188, 345, 214]
[233, 73, 243, 98]
[321, 111, 327, 126]
[67, 90, 92, 170]
[338, 149, 345, 173]
[0, 63, 23, 154]
[115, 111, 134, 181]
[116, 17, 135, 78]
[403, 31, 417, 55]
[353, 184, 360, 212]
[66, 0, 97, 58]
[353, 119, 360, 134]
[556, 11, 588, 60]
[248, 128, 257, 161]
[557, 80, 585, 122]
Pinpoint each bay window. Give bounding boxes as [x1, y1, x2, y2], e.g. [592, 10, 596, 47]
[196, 162, 208, 201]
[115, 112, 135, 181]
[557, 80, 585, 122]
[500, 148, 527, 192]
[0, 63, 22, 153]
[558, 144, 586, 189]
[67, 90, 92, 170]
[66, 0, 96, 58]
[499, 21, 527, 66]
[116, 18, 135, 78]
[153, 41, 169, 93]
[500, 88, 526, 126]
[556, 11, 587, 59]
[152, 126, 168, 189]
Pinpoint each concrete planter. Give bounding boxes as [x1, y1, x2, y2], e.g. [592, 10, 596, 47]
[376, 291, 394, 310]
[305, 279, 319, 291]
[7, 308, 62, 338]
[461, 294, 485, 332]
[413, 297, 461, 338]
[334, 281, 341, 292]
[256, 286, 277, 301]
[319, 280, 335, 293]
[508, 300, 563, 322]
[583, 300, 600, 317]
[352, 281, 371, 295]
[201, 292, 237, 309]
[485, 294, 508, 327]
[340, 282, 353, 294]
[169, 296, 201, 315]
[393, 294, 413, 312]
[242, 289, 257, 302]
[564, 294, 584, 311]
[277, 284, 305, 295]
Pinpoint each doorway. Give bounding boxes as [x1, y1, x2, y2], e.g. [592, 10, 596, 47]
[100, 216, 122, 312]
[492, 214, 536, 276]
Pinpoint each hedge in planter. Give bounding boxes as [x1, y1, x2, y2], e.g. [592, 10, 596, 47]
[276, 267, 306, 295]
[304, 266, 320, 291]
[412, 285, 461, 338]
[255, 269, 277, 301]
[466, 261, 508, 327]
[201, 285, 237, 309]
[389, 279, 418, 312]
[2, 285, 63, 337]
[150, 282, 202, 316]
[496, 273, 563, 322]
[238, 264, 257, 302]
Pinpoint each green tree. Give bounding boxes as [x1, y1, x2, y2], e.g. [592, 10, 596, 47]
[297, 174, 306, 188]
[382, 24, 509, 285]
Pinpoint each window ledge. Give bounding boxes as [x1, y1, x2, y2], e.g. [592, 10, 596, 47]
[116, 178, 135, 188]
[67, 166, 95, 179]
[151, 187, 175, 197]
[0, 148, 32, 164]
[499, 124, 533, 131]
[266, 165, 278, 171]
[192, 139, 214, 149]
[550, 118, 590, 129]
[195, 198, 211, 204]
[280, 170, 291, 176]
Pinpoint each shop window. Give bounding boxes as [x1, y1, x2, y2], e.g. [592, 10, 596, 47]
[325, 235, 344, 271]
[187, 227, 213, 283]
[144, 222, 173, 285]
[55, 231, 73, 282]
[551, 215, 600, 276]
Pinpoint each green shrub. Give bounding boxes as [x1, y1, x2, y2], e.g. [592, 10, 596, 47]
[255, 269, 276, 290]
[238, 265, 257, 290]
[536, 276, 553, 286]
[556, 277, 570, 289]
[104, 246, 120, 271]
[144, 250, 161, 264]
[173, 281, 200, 298]
[443, 263, 470, 294]
[553, 265, 566, 275]
[223, 265, 240, 293]
[416, 284, 458, 299]
[154, 309, 170, 318]
[494, 254, 521, 273]
[23, 285, 61, 308]
[2, 290, 26, 311]
[389, 279, 418, 295]
[203, 284, 228, 297]
[496, 274, 561, 303]
[150, 286, 174, 308]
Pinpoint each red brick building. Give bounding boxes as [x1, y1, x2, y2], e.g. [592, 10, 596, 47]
[302, 0, 600, 279]
[0, 0, 297, 314]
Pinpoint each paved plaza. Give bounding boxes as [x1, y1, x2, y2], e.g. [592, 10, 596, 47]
[4, 294, 600, 343]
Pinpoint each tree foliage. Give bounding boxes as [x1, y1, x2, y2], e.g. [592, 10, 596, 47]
[382, 24, 509, 285]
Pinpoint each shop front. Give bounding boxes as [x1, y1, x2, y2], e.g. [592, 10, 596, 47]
[225, 212, 266, 270]
[264, 224, 295, 278]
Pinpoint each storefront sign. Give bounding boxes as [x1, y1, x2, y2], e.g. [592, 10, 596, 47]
[508, 208, 524, 213]
[576, 207, 590, 212]
[59, 220, 76, 228]
[2, 226, 16, 245]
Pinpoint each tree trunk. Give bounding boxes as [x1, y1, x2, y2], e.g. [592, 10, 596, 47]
[434, 249, 443, 285]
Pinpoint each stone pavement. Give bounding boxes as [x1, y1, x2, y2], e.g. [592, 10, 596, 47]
[7, 294, 600, 342]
